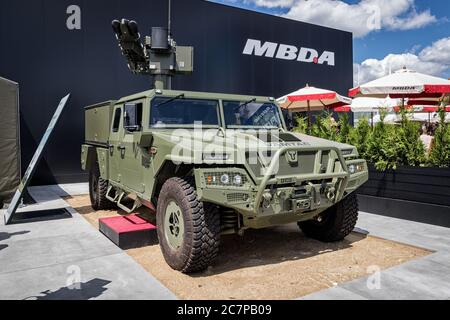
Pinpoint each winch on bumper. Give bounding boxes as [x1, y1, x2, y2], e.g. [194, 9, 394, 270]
[194, 146, 368, 229]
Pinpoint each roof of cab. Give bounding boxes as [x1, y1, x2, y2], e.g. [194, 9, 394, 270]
[116, 89, 275, 104]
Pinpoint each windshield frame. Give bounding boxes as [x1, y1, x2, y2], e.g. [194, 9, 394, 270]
[149, 96, 221, 129]
[222, 100, 284, 130]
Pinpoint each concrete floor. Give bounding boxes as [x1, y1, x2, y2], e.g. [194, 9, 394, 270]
[0, 184, 175, 300]
[301, 213, 450, 300]
[1, 183, 449, 300]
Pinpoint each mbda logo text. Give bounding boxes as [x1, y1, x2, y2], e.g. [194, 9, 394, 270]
[243, 39, 335, 66]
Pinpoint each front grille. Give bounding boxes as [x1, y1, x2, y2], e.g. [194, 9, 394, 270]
[227, 193, 249, 203]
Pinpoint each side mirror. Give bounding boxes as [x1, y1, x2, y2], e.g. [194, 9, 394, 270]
[139, 133, 153, 148]
[124, 102, 142, 132]
[282, 109, 294, 131]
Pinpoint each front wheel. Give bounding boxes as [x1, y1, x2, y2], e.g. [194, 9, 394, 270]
[298, 193, 359, 242]
[156, 177, 220, 273]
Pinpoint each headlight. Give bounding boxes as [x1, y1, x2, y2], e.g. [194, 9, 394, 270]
[233, 175, 242, 185]
[220, 174, 230, 184]
[348, 163, 365, 174]
[348, 164, 356, 174]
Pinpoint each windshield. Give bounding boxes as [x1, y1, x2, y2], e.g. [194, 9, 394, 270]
[223, 101, 283, 129]
[150, 97, 220, 127]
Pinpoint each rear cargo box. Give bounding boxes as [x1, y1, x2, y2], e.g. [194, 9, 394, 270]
[85, 101, 115, 145]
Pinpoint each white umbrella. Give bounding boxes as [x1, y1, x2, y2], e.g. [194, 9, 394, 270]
[372, 114, 399, 125]
[277, 84, 352, 129]
[351, 97, 400, 113]
[349, 67, 450, 99]
[351, 97, 401, 127]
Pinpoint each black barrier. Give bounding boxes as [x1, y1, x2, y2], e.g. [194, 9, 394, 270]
[358, 165, 450, 207]
[0, 0, 353, 185]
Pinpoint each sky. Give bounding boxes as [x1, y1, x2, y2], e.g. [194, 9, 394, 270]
[208, 0, 450, 86]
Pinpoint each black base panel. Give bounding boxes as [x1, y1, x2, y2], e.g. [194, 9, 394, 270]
[10, 208, 72, 224]
[358, 194, 450, 228]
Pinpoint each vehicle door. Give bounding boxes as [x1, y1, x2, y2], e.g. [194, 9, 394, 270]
[108, 104, 123, 184]
[120, 100, 146, 193]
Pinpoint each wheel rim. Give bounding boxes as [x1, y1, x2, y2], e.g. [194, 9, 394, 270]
[164, 201, 184, 250]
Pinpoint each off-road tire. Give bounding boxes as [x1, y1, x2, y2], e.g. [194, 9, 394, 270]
[89, 161, 113, 210]
[298, 193, 359, 242]
[156, 177, 220, 273]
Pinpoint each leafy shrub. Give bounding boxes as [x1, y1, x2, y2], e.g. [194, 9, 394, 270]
[429, 106, 450, 167]
[337, 113, 352, 144]
[365, 111, 399, 170]
[348, 117, 371, 159]
[311, 111, 338, 141]
[394, 119, 426, 167]
[293, 115, 308, 134]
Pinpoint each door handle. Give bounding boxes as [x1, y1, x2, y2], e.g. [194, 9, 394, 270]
[108, 143, 114, 155]
[118, 145, 126, 159]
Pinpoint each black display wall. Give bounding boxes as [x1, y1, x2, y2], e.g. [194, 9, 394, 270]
[0, 0, 353, 185]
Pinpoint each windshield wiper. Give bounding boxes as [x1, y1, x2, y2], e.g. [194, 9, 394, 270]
[155, 94, 185, 108]
[234, 98, 256, 112]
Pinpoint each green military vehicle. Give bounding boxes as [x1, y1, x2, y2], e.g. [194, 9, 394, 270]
[81, 18, 368, 273]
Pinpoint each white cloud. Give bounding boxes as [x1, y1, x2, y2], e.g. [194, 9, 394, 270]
[419, 37, 450, 64]
[243, 0, 437, 38]
[354, 37, 450, 86]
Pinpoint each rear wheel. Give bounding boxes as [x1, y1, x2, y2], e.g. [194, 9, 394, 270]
[298, 193, 359, 242]
[156, 177, 220, 273]
[89, 161, 113, 210]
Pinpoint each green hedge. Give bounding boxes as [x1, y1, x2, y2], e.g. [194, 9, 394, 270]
[293, 103, 450, 170]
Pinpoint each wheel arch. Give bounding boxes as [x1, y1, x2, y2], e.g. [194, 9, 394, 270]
[81, 144, 109, 180]
[152, 161, 195, 203]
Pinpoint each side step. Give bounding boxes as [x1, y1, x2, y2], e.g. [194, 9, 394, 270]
[105, 186, 140, 214]
[99, 214, 157, 249]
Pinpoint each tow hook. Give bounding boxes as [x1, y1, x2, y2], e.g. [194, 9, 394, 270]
[326, 187, 336, 201]
[262, 192, 272, 208]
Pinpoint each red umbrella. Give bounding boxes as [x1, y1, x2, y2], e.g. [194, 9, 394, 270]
[278, 84, 352, 130]
[417, 106, 450, 112]
[330, 105, 352, 112]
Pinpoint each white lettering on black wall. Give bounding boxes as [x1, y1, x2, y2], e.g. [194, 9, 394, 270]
[243, 39, 335, 66]
[66, 5, 81, 30]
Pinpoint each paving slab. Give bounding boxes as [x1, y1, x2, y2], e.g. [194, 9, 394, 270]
[0, 253, 175, 300]
[0, 184, 176, 300]
[302, 211, 450, 300]
[356, 211, 450, 252]
[299, 287, 367, 300]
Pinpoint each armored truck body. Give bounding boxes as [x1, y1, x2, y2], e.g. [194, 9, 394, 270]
[82, 88, 368, 273]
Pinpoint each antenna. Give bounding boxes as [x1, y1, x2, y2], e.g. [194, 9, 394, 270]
[168, 0, 172, 36]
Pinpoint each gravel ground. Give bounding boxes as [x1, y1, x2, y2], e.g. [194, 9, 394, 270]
[65, 195, 430, 300]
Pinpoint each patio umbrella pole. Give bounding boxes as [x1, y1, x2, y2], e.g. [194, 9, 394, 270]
[401, 97, 406, 126]
[307, 100, 311, 134]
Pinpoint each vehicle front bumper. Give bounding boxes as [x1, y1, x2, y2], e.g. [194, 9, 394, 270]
[194, 146, 368, 229]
